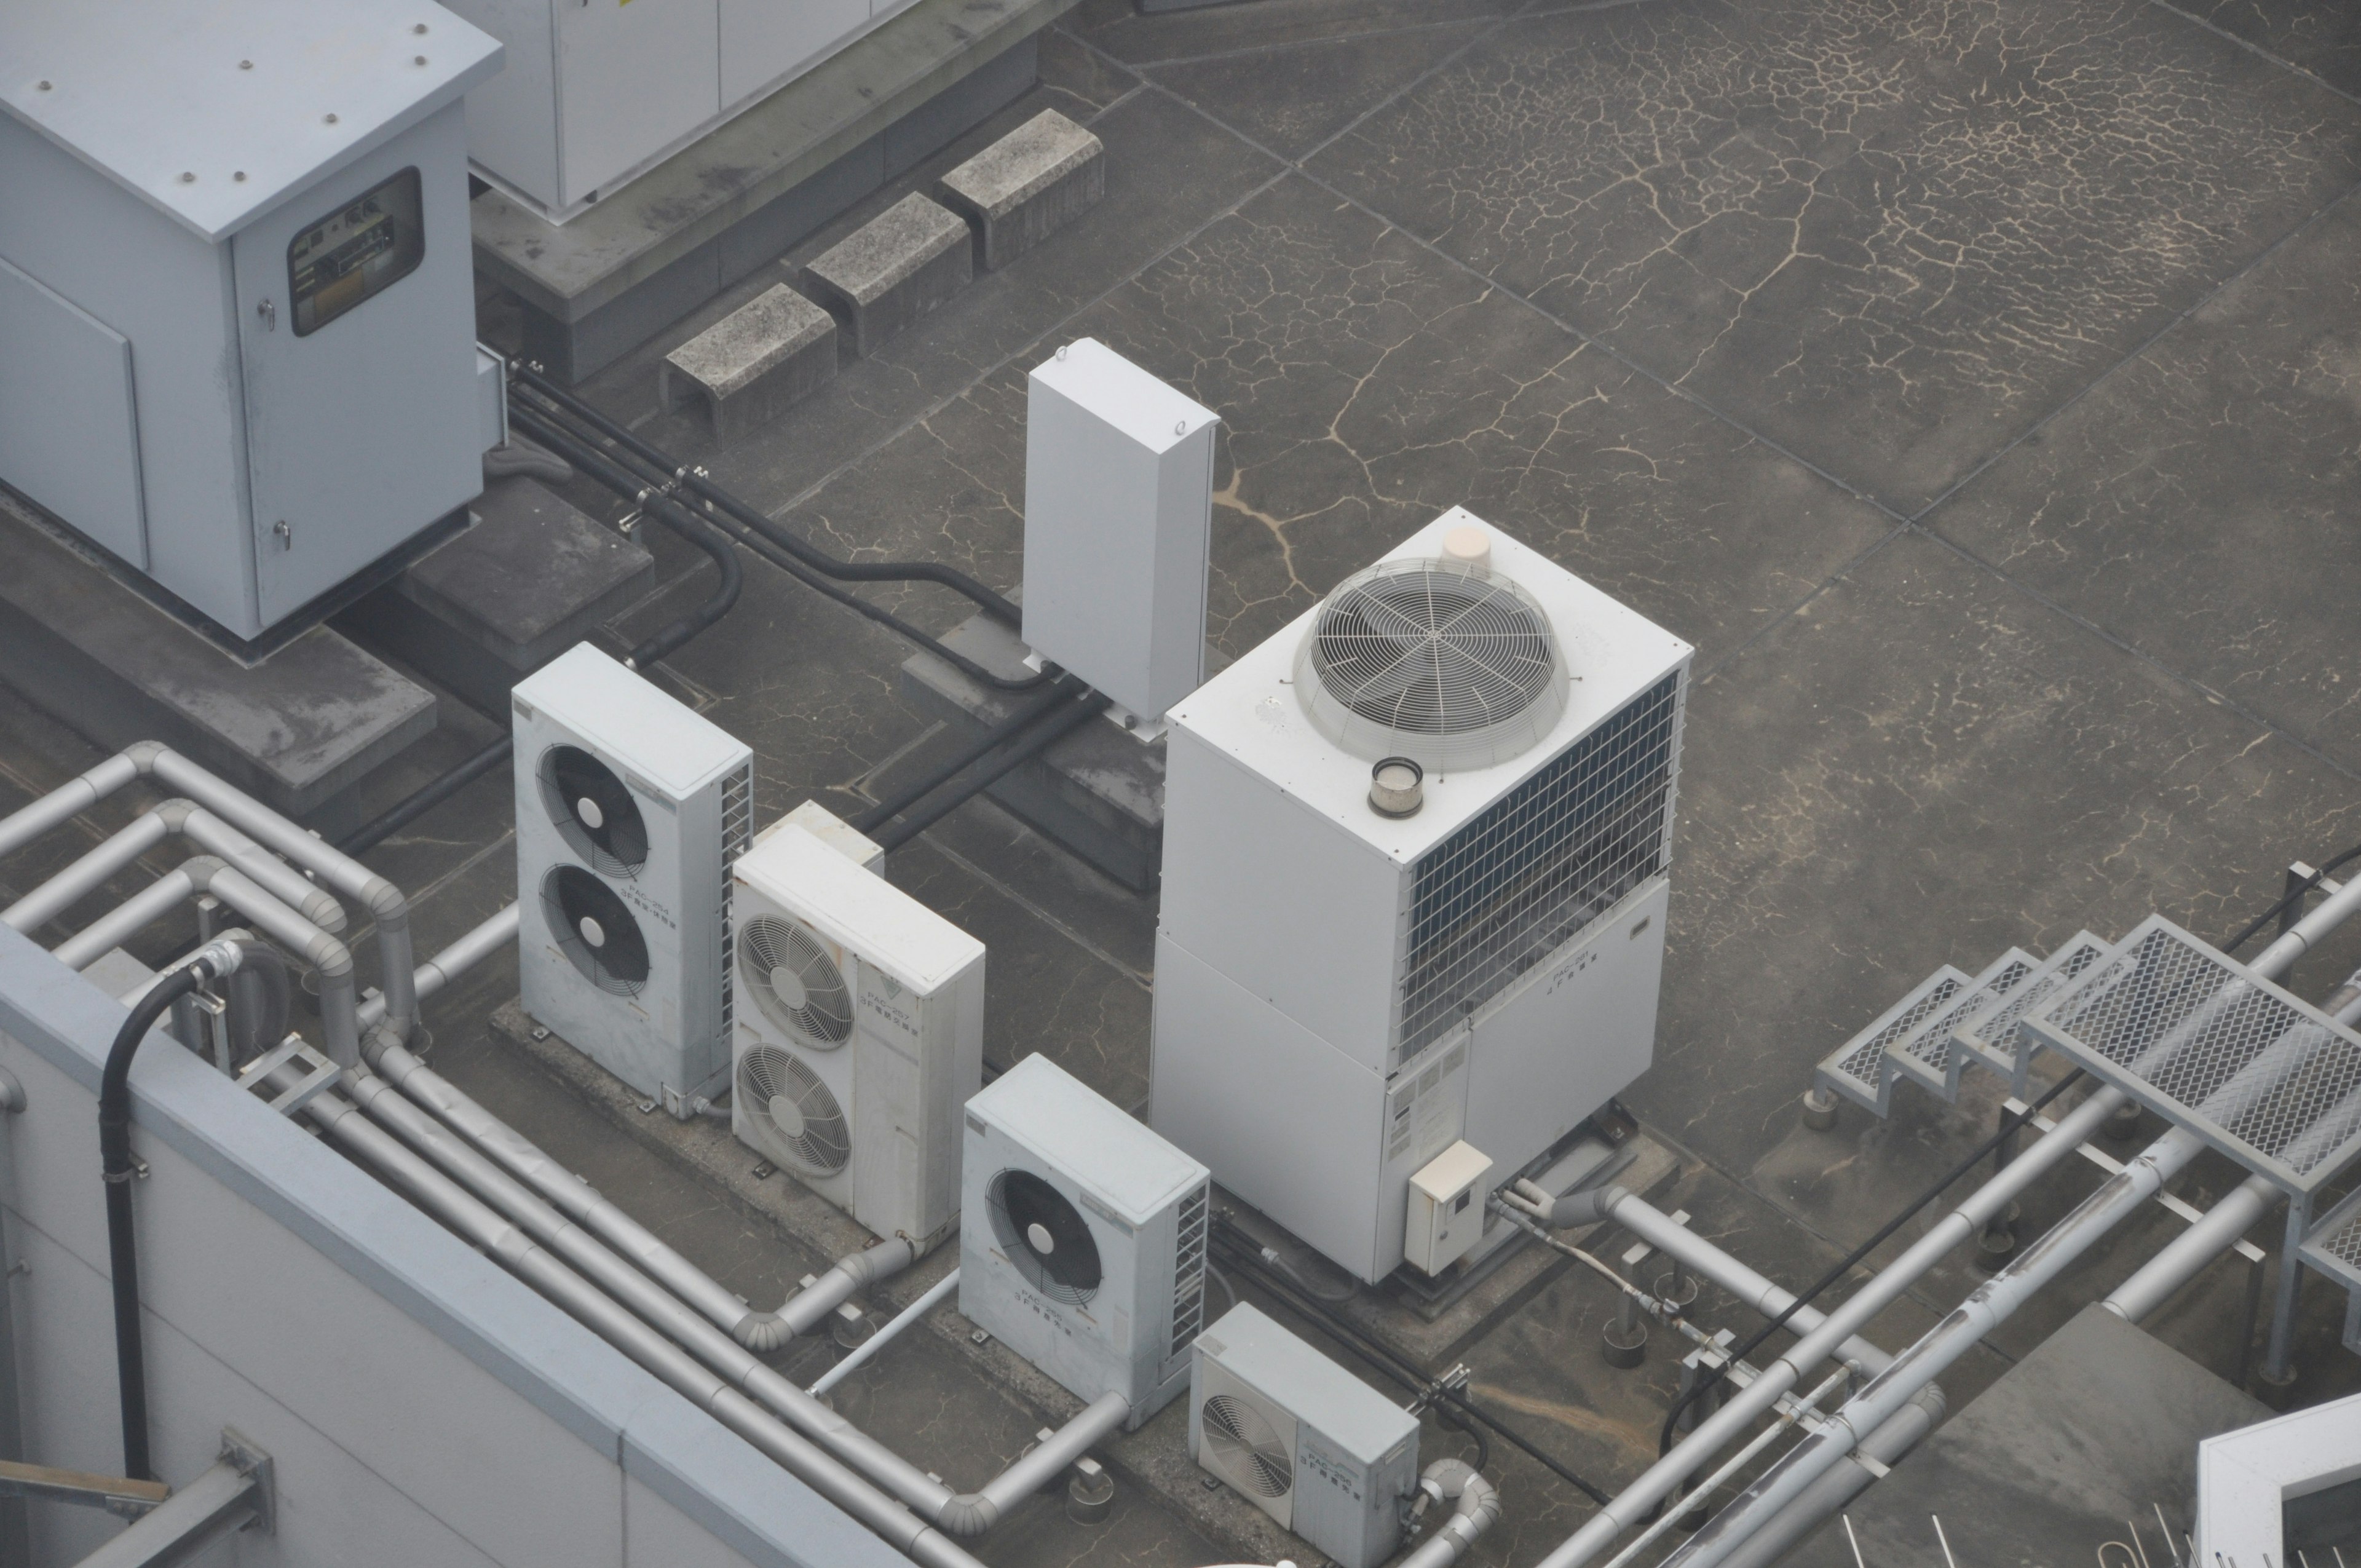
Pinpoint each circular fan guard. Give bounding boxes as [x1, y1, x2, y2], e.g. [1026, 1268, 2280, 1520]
[540, 865, 651, 996]
[986, 1169, 1101, 1306]
[1294, 558, 1567, 772]
[738, 915, 853, 1048]
[538, 745, 651, 878]
[1202, 1395, 1292, 1500]
[735, 1045, 852, 1174]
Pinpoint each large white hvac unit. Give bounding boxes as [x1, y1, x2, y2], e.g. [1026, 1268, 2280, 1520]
[960, 1055, 1212, 1430]
[515, 644, 753, 1109]
[730, 820, 984, 1247]
[1190, 1304, 1421, 1568]
[1153, 509, 1691, 1282]
[0, 0, 504, 642]
[439, 0, 923, 220]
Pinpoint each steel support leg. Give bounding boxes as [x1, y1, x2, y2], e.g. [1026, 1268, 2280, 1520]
[2263, 1194, 2310, 1385]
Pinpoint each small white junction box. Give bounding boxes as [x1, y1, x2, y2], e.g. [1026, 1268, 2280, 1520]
[1405, 1141, 1493, 1277]
[1022, 339, 1217, 724]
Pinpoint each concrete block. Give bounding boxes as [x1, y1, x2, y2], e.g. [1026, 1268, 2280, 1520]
[337, 477, 654, 713]
[939, 108, 1105, 271]
[0, 491, 436, 815]
[802, 194, 973, 357]
[659, 286, 838, 441]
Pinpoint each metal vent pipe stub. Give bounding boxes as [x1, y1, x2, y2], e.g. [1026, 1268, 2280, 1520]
[1369, 758, 1425, 818]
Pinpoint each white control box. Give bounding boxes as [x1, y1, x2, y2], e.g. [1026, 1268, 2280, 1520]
[1405, 1141, 1493, 1277]
[1022, 339, 1217, 724]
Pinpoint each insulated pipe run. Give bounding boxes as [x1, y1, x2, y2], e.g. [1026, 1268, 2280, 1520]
[1658, 1128, 2209, 1568]
[3, 800, 346, 936]
[360, 1028, 918, 1346]
[1708, 1386, 1946, 1568]
[810, 1270, 961, 1396]
[2103, 1173, 2279, 1324]
[1509, 1181, 1894, 1375]
[356, 903, 521, 1029]
[1396, 1460, 1500, 1568]
[1530, 1082, 2130, 1568]
[279, 1072, 985, 1568]
[0, 754, 140, 858]
[936, 1392, 1131, 1535]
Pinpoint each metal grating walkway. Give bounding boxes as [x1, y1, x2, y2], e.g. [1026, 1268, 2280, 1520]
[2298, 1188, 2361, 1354]
[1892, 948, 2039, 1103]
[2024, 916, 2361, 1194]
[1816, 967, 1969, 1115]
[1951, 933, 2113, 1095]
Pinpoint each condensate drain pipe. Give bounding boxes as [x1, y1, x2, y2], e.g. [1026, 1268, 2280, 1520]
[1394, 1460, 1499, 1568]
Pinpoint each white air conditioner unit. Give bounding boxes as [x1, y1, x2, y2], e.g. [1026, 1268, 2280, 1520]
[960, 1054, 1211, 1429]
[1190, 1303, 1420, 1568]
[730, 821, 984, 1246]
[1153, 508, 1691, 1281]
[514, 644, 753, 1110]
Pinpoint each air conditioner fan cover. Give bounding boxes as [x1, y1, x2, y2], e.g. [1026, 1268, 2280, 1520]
[538, 745, 651, 878]
[987, 1168, 1103, 1305]
[541, 865, 651, 996]
[738, 914, 854, 1048]
[736, 1044, 852, 1173]
[1202, 1392, 1292, 1499]
[1293, 556, 1568, 771]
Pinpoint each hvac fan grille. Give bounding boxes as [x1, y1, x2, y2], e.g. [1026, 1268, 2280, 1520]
[1169, 1183, 1210, 1357]
[1203, 1395, 1291, 1500]
[1398, 670, 1682, 1061]
[737, 1045, 851, 1174]
[2025, 917, 2361, 1193]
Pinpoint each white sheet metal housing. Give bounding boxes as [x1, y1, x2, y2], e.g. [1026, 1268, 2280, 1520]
[960, 1055, 1212, 1429]
[1406, 1140, 1493, 1277]
[1190, 1303, 1420, 1568]
[1022, 339, 1217, 722]
[1152, 509, 1689, 1280]
[0, 1, 501, 639]
[514, 644, 753, 1107]
[730, 823, 983, 1245]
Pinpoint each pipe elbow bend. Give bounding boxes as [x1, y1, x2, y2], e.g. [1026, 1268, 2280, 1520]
[733, 1313, 794, 1352]
[937, 1495, 998, 1536]
[123, 740, 168, 774]
[1547, 1183, 1627, 1229]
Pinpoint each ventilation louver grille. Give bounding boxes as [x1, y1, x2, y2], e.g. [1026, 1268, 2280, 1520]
[718, 763, 753, 1043]
[736, 1045, 851, 1174]
[1169, 1183, 1209, 1356]
[987, 1169, 1102, 1306]
[1397, 669, 1682, 1062]
[1202, 1394, 1292, 1500]
[542, 865, 652, 996]
[538, 745, 650, 879]
[739, 916, 854, 1048]
[1295, 560, 1568, 772]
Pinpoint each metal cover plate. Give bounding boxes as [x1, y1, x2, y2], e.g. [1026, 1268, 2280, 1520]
[2023, 915, 2361, 1194]
[1952, 933, 2114, 1094]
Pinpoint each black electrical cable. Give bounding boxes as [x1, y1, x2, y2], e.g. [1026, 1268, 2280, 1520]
[1213, 1221, 1613, 1507]
[511, 363, 1023, 626]
[2221, 844, 2361, 956]
[513, 384, 1053, 697]
[101, 956, 224, 1480]
[870, 691, 1113, 852]
[1653, 1066, 2089, 1460]
[334, 413, 745, 857]
[848, 676, 1077, 833]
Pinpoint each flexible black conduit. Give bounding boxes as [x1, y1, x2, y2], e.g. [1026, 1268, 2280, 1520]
[848, 676, 1077, 834]
[101, 956, 221, 1480]
[335, 413, 744, 857]
[513, 362, 1022, 627]
[510, 382, 1051, 696]
[871, 692, 1112, 853]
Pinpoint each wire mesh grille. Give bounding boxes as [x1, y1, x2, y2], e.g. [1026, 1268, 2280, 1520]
[1397, 670, 1682, 1063]
[1953, 933, 2113, 1094]
[2304, 1193, 2361, 1280]
[718, 762, 753, 1047]
[1296, 560, 1572, 771]
[1896, 950, 2038, 1097]
[1817, 969, 1966, 1114]
[1169, 1183, 1209, 1359]
[2026, 916, 2361, 1192]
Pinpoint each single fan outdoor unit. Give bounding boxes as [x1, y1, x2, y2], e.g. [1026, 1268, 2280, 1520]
[961, 1055, 1211, 1430]
[1154, 508, 1691, 1282]
[730, 817, 983, 1245]
[515, 644, 753, 1113]
[1190, 1304, 1419, 1568]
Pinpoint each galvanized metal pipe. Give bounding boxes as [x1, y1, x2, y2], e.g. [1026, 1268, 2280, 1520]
[2102, 1173, 2279, 1324]
[1707, 1386, 1945, 1568]
[357, 903, 520, 1029]
[810, 1270, 962, 1396]
[0, 754, 140, 858]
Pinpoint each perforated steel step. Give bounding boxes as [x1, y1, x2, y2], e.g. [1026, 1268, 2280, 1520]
[1890, 948, 2040, 1103]
[1816, 967, 1969, 1115]
[1950, 932, 2114, 1095]
[2298, 1188, 2361, 1355]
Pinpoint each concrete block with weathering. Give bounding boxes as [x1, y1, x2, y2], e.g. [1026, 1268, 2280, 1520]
[938, 109, 1106, 271]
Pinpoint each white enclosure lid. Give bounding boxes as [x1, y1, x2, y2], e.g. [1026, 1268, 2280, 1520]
[969, 1053, 1208, 1227]
[512, 643, 751, 802]
[1409, 1141, 1492, 1202]
[736, 825, 983, 992]
[1030, 338, 1216, 453]
[0, 0, 502, 242]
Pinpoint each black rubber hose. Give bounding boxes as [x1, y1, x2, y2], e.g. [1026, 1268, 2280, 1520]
[870, 692, 1112, 852]
[511, 365, 1023, 626]
[1653, 1065, 2089, 1460]
[2222, 844, 2361, 955]
[513, 387, 1051, 695]
[101, 957, 221, 1479]
[848, 676, 1076, 833]
[335, 414, 749, 858]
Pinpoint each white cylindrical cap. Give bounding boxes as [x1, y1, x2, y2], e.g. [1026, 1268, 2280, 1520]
[1442, 524, 1492, 571]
